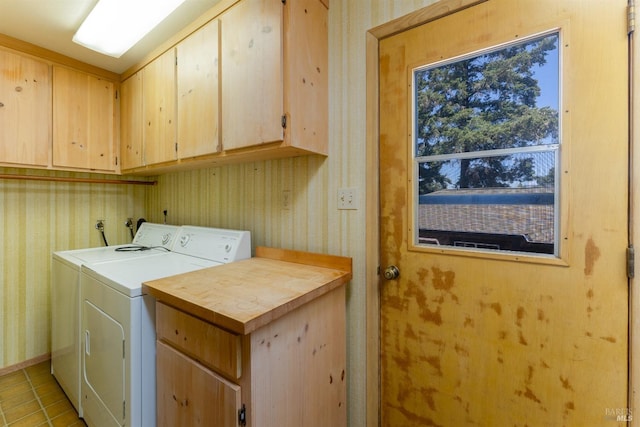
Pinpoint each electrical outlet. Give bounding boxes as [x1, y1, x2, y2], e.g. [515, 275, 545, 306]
[338, 187, 358, 210]
[282, 190, 291, 210]
[95, 219, 105, 230]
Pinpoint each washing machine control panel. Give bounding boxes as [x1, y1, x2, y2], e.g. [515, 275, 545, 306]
[133, 223, 179, 249]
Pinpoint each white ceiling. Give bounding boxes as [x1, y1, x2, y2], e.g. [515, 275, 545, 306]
[0, 0, 223, 74]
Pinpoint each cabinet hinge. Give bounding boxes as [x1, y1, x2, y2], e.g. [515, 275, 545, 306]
[281, 114, 287, 129]
[238, 404, 247, 426]
[628, 245, 635, 279]
[123, 401, 126, 419]
[175, 142, 178, 153]
[629, 1, 636, 35]
[115, 156, 118, 166]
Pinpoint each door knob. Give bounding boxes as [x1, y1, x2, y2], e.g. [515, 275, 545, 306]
[383, 265, 400, 280]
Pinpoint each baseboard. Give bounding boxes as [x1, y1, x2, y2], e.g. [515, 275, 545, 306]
[0, 353, 51, 376]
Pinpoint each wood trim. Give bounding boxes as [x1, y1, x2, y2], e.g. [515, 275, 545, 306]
[0, 353, 50, 377]
[0, 33, 119, 81]
[256, 246, 352, 274]
[0, 174, 156, 185]
[630, 4, 639, 420]
[364, 30, 380, 427]
[368, 0, 488, 40]
[364, 1, 488, 426]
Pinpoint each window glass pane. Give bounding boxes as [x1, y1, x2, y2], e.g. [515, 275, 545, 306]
[417, 151, 556, 254]
[413, 32, 560, 255]
[414, 33, 559, 156]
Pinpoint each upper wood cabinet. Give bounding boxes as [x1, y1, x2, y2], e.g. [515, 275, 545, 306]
[120, 71, 143, 170]
[177, 18, 221, 159]
[220, 0, 328, 156]
[120, 0, 328, 174]
[220, 0, 283, 151]
[0, 49, 51, 167]
[143, 49, 177, 166]
[52, 65, 117, 172]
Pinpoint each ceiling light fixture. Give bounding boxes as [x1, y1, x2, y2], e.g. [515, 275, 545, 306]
[72, 0, 187, 58]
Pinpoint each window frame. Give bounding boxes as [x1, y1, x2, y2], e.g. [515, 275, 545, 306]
[407, 28, 568, 265]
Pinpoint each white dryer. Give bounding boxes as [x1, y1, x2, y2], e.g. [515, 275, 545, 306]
[79, 226, 251, 427]
[51, 223, 179, 414]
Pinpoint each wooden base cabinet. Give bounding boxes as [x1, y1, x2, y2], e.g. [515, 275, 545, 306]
[157, 341, 241, 427]
[155, 286, 346, 427]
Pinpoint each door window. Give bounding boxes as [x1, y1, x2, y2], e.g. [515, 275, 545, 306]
[412, 31, 560, 255]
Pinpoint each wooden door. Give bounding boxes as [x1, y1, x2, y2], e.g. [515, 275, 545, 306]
[156, 340, 241, 427]
[53, 66, 116, 171]
[177, 18, 221, 159]
[0, 49, 50, 167]
[379, 1, 629, 425]
[143, 49, 177, 165]
[220, 0, 283, 151]
[120, 71, 143, 170]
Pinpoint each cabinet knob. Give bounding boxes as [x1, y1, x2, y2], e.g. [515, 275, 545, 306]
[0, 102, 4, 107]
[14, 86, 22, 92]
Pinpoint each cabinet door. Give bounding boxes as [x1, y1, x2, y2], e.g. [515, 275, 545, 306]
[143, 49, 177, 165]
[220, 0, 283, 151]
[52, 66, 116, 171]
[157, 340, 241, 427]
[120, 71, 143, 169]
[177, 19, 221, 159]
[0, 49, 50, 167]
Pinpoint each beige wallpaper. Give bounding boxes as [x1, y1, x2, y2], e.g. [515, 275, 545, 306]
[0, 1, 438, 425]
[0, 167, 147, 368]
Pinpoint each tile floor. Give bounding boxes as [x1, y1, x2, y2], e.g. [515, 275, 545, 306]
[0, 361, 86, 427]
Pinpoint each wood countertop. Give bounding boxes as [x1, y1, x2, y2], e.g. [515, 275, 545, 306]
[142, 246, 352, 335]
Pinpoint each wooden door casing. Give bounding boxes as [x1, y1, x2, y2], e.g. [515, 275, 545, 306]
[379, 1, 629, 425]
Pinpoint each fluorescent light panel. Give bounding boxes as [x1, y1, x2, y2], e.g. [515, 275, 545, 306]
[73, 0, 187, 58]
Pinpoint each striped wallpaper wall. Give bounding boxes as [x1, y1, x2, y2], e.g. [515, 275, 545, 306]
[0, 0, 438, 425]
[0, 167, 147, 369]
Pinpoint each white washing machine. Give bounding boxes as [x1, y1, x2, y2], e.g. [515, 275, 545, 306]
[51, 223, 180, 414]
[79, 226, 251, 427]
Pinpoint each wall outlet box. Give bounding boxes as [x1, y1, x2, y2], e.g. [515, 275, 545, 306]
[338, 187, 358, 210]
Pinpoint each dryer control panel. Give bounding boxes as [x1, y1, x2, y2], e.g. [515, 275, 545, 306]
[173, 226, 251, 263]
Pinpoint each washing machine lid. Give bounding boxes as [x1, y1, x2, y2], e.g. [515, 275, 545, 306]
[81, 253, 223, 297]
[53, 244, 166, 267]
[52, 223, 179, 267]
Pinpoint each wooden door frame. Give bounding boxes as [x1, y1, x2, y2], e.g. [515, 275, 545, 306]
[365, 0, 636, 425]
[364, 1, 487, 425]
[631, 3, 639, 423]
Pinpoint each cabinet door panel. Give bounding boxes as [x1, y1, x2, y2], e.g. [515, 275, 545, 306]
[157, 340, 241, 427]
[120, 71, 143, 169]
[0, 49, 50, 166]
[177, 19, 220, 159]
[143, 49, 177, 165]
[221, 0, 283, 150]
[53, 66, 115, 171]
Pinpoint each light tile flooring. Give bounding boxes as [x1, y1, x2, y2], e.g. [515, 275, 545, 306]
[0, 361, 85, 427]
